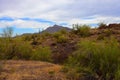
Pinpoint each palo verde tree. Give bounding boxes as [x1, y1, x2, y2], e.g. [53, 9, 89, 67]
[0, 27, 13, 59]
[1, 27, 13, 41]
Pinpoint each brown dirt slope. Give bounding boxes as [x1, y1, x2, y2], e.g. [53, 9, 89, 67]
[0, 60, 67, 80]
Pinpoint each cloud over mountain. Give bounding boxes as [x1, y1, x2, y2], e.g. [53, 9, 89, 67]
[0, 0, 120, 30]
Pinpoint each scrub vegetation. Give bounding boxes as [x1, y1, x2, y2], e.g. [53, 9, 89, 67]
[0, 23, 120, 80]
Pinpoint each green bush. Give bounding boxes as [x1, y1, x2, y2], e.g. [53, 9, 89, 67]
[59, 29, 68, 34]
[0, 40, 14, 59]
[41, 32, 52, 40]
[0, 61, 3, 74]
[1, 27, 13, 41]
[97, 29, 113, 40]
[65, 37, 120, 80]
[42, 32, 52, 37]
[0, 39, 32, 60]
[53, 32, 62, 38]
[72, 24, 91, 37]
[103, 29, 113, 36]
[98, 22, 107, 29]
[115, 68, 120, 80]
[13, 41, 33, 60]
[56, 35, 67, 43]
[0, 41, 5, 59]
[31, 46, 52, 62]
[53, 32, 68, 43]
[97, 34, 105, 40]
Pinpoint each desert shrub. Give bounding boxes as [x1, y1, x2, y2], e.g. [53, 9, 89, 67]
[53, 32, 62, 38]
[61, 66, 69, 73]
[31, 46, 52, 62]
[42, 32, 52, 37]
[103, 29, 113, 36]
[97, 34, 105, 40]
[0, 41, 5, 59]
[72, 24, 91, 37]
[2, 43, 15, 59]
[0, 39, 15, 59]
[59, 29, 68, 34]
[0, 27, 14, 59]
[66, 69, 80, 80]
[97, 29, 113, 40]
[41, 32, 52, 40]
[13, 41, 33, 60]
[53, 32, 68, 43]
[0, 61, 4, 74]
[1, 27, 13, 41]
[23, 34, 43, 44]
[22, 35, 31, 41]
[23, 34, 43, 45]
[64, 37, 120, 80]
[98, 22, 107, 29]
[56, 35, 67, 43]
[115, 68, 120, 80]
[0, 38, 32, 60]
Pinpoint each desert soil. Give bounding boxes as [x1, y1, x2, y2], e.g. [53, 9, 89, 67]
[0, 60, 67, 80]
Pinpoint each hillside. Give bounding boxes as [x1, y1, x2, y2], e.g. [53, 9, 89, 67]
[0, 23, 120, 80]
[15, 24, 120, 64]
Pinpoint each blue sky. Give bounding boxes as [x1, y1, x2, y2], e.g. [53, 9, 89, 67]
[0, 0, 120, 34]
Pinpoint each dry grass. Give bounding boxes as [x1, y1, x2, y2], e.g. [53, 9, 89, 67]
[0, 60, 67, 80]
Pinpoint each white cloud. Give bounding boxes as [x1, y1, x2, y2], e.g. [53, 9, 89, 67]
[0, 16, 120, 29]
[0, 19, 51, 30]
[67, 16, 120, 27]
[0, 0, 120, 29]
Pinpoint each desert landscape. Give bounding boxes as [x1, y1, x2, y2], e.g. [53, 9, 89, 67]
[0, 23, 120, 80]
[0, 0, 120, 80]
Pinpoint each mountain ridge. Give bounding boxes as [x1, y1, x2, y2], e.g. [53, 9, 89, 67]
[41, 24, 71, 33]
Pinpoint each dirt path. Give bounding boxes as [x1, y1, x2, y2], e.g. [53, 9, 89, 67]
[0, 60, 67, 80]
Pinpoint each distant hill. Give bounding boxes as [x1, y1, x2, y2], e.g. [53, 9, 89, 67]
[41, 24, 71, 33]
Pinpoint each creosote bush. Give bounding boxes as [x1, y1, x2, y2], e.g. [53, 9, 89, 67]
[31, 46, 52, 62]
[13, 41, 33, 60]
[72, 24, 91, 37]
[56, 35, 67, 43]
[0, 27, 33, 60]
[53, 31, 68, 43]
[98, 22, 107, 29]
[0, 40, 33, 60]
[59, 29, 68, 34]
[103, 29, 113, 36]
[97, 34, 105, 40]
[64, 37, 120, 80]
